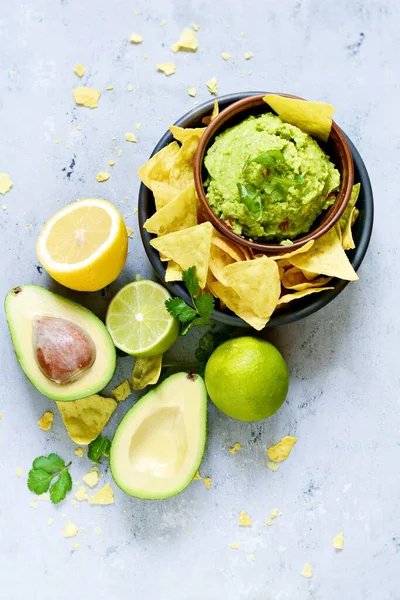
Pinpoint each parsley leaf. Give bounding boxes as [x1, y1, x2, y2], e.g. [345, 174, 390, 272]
[237, 183, 262, 220]
[182, 266, 200, 297]
[88, 435, 112, 463]
[27, 453, 72, 504]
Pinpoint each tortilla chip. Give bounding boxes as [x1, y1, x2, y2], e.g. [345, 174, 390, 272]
[151, 222, 213, 288]
[342, 207, 358, 250]
[281, 266, 332, 290]
[267, 436, 297, 462]
[132, 355, 163, 390]
[150, 181, 181, 210]
[169, 136, 199, 190]
[272, 240, 315, 261]
[112, 380, 131, 402]
[339, 183, 360, 232]
[138, 142, 180, 190]
[211, 234, 246, 262]
[165, 260, 183, 281]
[202, 100, 219, 125]
[144, 182, 198, 235]
[56, 395, 117, 445]
[209, 243, 236, 285]
[241, 246, 253, 260]
[223, 256, 281, 320]
[264, 94, 334, 142]
[169, 125, 205, 143]
[210, 281, 267, 330]
[289, 227, 358, 281]
[277, 286, 334, 306]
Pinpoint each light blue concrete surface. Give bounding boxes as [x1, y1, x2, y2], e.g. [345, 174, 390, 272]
[0, 1, 399, 599]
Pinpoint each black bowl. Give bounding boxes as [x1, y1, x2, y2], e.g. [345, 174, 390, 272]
[138, 92, 374, 328]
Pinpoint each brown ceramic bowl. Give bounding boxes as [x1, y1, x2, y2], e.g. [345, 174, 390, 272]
[194, 93, 354, 254]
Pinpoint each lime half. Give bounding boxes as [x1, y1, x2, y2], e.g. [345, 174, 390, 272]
[106, 281, 179, 356]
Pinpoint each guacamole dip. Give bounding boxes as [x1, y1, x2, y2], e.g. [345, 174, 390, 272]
[204, 113, 340, 242]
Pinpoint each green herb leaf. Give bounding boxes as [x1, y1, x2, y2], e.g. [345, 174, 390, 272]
[251, 149, 284, 167]
[182, 266, 200, 298]
[88, 435, 112, 463]
[49, 469, 72, 504]
[27, 468, 55, 494]
[262, 176, 292, 202]
[194, 293, 215, 322]
[165, 297, 198, 323]
[195, 331, 216, 364]
[237, 182, 262, 220]
[32, 453, 65, 473]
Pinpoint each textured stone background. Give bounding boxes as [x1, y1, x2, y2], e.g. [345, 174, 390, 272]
[0, 1, 398, 599]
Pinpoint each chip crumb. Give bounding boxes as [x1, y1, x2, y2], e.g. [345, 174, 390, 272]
[39, 493, 49, 502]
[127, 83, 134, 92]
[126, 227, 134, 238]
[203, 477, 212, 489]
[239, 510, 252, 527]
[108, 160, 116, 167]
[83, 470, 100, 488]
[228, 442, 241, 454]
[157, 62, 177, 76]
[267, 461, 279, 471]
[0, 173, 13, 195]
[333, 532, 344, 550]
[89, 483, 115, 506]
[265, 519, 273, 526]
[55, 137, 61, 144]
[187, 87, 196, 97]
[301, 564, 313, 578]
[133, 8, 140, 14]
[130, 33, 143, 44]
[96, 171, 111, 183]
[171, 28, 198, 52]
[38, 411, 54, 431]
[15, 467, 23, 477]
[0, 412, 3, 420]
[73, 64, 85, 78]
[244, 51, 254, 60]
[160, 19, 167, 26]
[271, 508, 281, 519]
[230, 542, 239, 549]
[94, 526, 102, 534]
[206, 77, 218, 95]
[239, 31, 245, 37]
[221, 52, 231, 61]
[63, 521, 79, 539]
[112, 380, 131, 402]
[143, 53, 148, 60]
[47, 518, 54, 526]
[106, 85, 114, 90]
[75, 486, 89, 502]
[247, 554, 256, 561]
[135, 123, 141, 130]
[72, 86, 101, 108]
[267, 436, 297, 462]
[72, 543, 79, 551]
[75, 125, 82, 131]
[125, 132, 137, 143]
[192, 23, 200, 31]
[30, 501, 38, 509]
[193, 470, 202, 481]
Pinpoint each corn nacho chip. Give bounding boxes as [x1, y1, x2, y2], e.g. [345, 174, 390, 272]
[272, 240, 315, 261]
[138, 142, 180, 190]
[267, 436, 297, 462]
[151, 181, 181, 210]
[289, 227, 358, 281]
[281, 266, 332, 290]
[208, 243, 236, 285]
[132, 355, 163, 390]
[144, 182, 198, 235]
[202, 100, 219, 125]
[165, 260, 183, 282]
[211, 234, 245, 262]
[339, 183, 360, 232]
[169, 125, 205, 143]
[342, 207, 358, 250]
[150, 222, 213, 288]
[56, 395, 117, 445]
[209, 281, 267, 330]
[277, 286, 334, 306]
[169, 136, 199, 189]
[264, 94, 334, 142]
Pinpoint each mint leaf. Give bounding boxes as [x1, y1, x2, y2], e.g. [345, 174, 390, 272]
[182, 266, 199, 298]
[88, 435, 112, 463]
[165, 297, 197, 323]
[237, 183, 262, 220]
[27, 468, 54, 494]
[33, 453, 65, 473]
[49, 469, 72, 504]
[194, 294, 215, 322]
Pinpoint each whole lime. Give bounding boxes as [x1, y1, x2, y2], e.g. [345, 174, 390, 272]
[204, 337, 289, 421]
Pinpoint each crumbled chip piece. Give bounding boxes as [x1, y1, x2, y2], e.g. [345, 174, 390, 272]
[30, 501, 38, 509]
[2, 203, 7, 210]
[130, 33, 143, 44]
[267, 461, 279, 471]
[143, 53, 148, 59]
[333, 532, 344, 550]
[74, 64, 85, 78]
[72, 87, 101, 108]
[244, 51, 254, 60]
[75, 125, 81, 131]
[206, 77, 218, 95]
[133, 8, 140, 14]
[135, 123, 141, 129]
[96, 171, 110, 182]
[239, 31, 244, 37]
[171, 28, 198, 52]
[125, 132, 137, 143]
[265, 519, 273, 526]
[192, 24, 200, 31]
[106, 85, 114, 90]
[239, 511, 252, 527]
[127, 83, 134, 92]
[203, 477, 212, 489]
[187, 87, 196, 97]
[0, 174, 13, 195]
[271, 508, 281, 519]
[126, 227, 134, 238]
[94, 526, 101, 534]
[157, 62, 177, 76]
[301, 564, 313, 578]
[75, 486, 89, 502]
[37, 411, 54, 431]
[39, 493, 49, 502]
[55, 137, 61, 144]
[132, 355, 162, 390]
[193, 470, 202, 481]
[72, 543, 79, 551]
[89, 483, 115, 505]
[221, 52, 231, 61]
[228, 442, 242, 454]
[15, 467, 23, 477]
[56, 395, 117, 444]
[267, 436, 297, 462]
[0, 412, 3, 420]
[83, 470, 100, 488]
[230, 542, 239, 549]
[160, 19, 167, 26]
[247, 554, 256, 561]
[112, 380, 131, 402]
[63, 521, 79, 538]
[47, 517, 54, 526]
[108, 160, 115, 167]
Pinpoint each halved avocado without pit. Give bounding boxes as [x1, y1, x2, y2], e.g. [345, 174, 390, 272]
[110, 372, 207, 499]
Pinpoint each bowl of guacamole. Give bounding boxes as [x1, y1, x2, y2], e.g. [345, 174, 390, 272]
[194, 93, 354, 254]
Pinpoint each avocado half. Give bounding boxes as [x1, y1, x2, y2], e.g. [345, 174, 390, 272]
[110, 372, 207, 499]
[4, 285, 116, 401]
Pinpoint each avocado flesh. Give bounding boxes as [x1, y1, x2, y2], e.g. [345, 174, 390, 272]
[110, 372, 207, 499]
[4, 285, 116, 401]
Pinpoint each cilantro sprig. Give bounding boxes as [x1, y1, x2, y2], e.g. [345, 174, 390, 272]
[27, 453, 72, 504]
[88, 435, 111, 463]
[165, 266, 215, 336]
